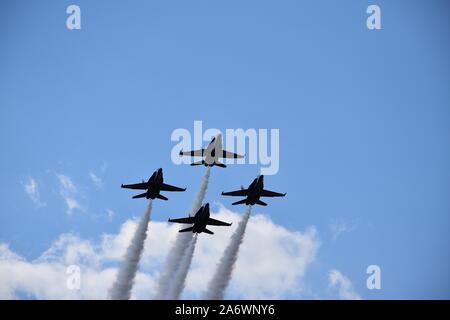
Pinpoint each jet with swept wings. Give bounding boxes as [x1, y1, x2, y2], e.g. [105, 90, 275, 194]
[168, 203, 232, 235]
[179, 134, 244, 168]
[221, 175, 286, 206]
[121, 168, 186, 200]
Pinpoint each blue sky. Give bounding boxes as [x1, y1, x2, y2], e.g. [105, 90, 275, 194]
[0, 0, 449, 299]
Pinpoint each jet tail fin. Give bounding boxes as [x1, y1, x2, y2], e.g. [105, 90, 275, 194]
[156, 194, 168, 200]
[232, 199, 247, 205]
[179, 227, 194, 233]
[256, 200, 267, 206]
[203, 228, 214, 235]
[214, 161, 227, 168]
[132, 192, 147, 199]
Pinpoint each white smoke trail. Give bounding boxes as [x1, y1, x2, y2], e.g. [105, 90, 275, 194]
[167, 234, 198, 300]
[155, 168, 211, 299]
[154, 232, 192, 299]
[204, 205, 252, 300]
[109, 200, 153, 300]
[189, 167, 211, 217]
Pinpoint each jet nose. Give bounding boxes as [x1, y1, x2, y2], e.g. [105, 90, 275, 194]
[158, 168, 162, 172]
[205, 203, 210, 209]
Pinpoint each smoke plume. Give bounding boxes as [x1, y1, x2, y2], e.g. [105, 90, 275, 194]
[155, 168, 210, 299]
[167, 234, 198, 299]
[109, 200, 153, 300]
[204, 205, 252, 300]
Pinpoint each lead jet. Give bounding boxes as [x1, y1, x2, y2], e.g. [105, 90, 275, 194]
[221, 175, 286, 206]
[168, 203, 232, 235]
[179, 134, 244, 168]
[121, 168, 186, 200]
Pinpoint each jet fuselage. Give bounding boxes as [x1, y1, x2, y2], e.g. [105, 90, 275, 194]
[146, 168, 163, 199]
[244, 175, 264, 205]
[191, 203, 211, 233]
[203, 135, 222, 166]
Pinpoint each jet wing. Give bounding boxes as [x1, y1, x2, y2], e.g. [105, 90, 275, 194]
[222, 189, 248, 197]
[260, 189, 286, 197]
[180, 149, 204, 157]
[203, 228, 214, 235]
[168, 217, 196, 224]
[160, 183, 186, 192]
[207, 217, 232, 226]
[121, 182, 148, 190]
[222, 150, 244, 159]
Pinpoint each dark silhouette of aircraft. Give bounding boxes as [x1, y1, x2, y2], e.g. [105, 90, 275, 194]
[168, 203, 232, 235]
[121, 168, 186, 200]
[179, 134, 244, 168]
[221, 175, 286, 206]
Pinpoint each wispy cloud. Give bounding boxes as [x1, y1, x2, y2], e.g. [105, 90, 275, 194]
[328, 269, 361, 300]
[106, 209, 115, 222]
[100, 162, 108, 173]
[23, 178, 46, 207]
[56, 174, 83, 215]
[329, 219, 356, 241]
[89, 171, 103, 189]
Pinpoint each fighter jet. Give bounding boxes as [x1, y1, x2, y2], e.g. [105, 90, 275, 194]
[168, 203, 232, 235]
[179, 134, 244, 168]
[121, 168, 186, 200]
[221, 175, 286, 206]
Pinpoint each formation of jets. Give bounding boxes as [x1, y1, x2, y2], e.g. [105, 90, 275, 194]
[121, 134, 286, 235]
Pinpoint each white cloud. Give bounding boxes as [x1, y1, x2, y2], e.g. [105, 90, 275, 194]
[0, 206, 319, 300]
[35, 234, 101, 267]
[56, 174, 83, 215]
[184, 206, 319, 299]
[328, 269, 361, 300]
[23, 178, 46, 207]
[89, 171, 103, 189]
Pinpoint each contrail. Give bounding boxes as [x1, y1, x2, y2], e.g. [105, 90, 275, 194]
[167, 234, 198, 300]
[109, 200, 153, 300]
[204, 205, 252, 300]
[155, 168, 211, 299]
